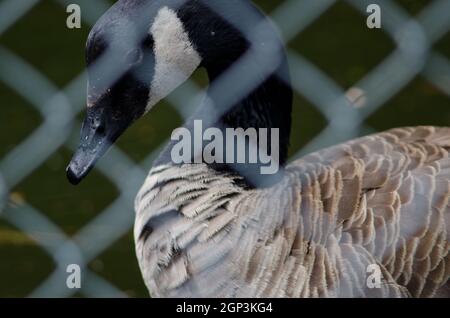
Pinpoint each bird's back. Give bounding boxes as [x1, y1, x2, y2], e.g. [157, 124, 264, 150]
[134, 126, 450, 297]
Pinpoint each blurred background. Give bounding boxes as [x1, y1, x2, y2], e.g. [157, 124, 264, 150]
[0, 0, 449, 297]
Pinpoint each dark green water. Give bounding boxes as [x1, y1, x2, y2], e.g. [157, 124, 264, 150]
[0, 0, 449, 297]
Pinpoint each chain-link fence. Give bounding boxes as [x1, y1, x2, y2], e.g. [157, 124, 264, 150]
[0, 0, 449, 297]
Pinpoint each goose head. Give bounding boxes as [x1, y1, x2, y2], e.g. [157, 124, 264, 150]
[67, 0, 291, 185]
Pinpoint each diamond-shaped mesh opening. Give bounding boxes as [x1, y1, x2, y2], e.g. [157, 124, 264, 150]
[435, 32, 450, 58]
[289, 94, 328, 157]
[288, 1, 395, 88]
[253, 0, 283, 14]
[366, 76, 450, 131]
[395, 0, 435, 15]
[0, 220, 55, 297]
[0, 84, 42, 158]
[11, 147, 119, 235]
[0, 0, 90, 86]
[88, 232, 148, 298]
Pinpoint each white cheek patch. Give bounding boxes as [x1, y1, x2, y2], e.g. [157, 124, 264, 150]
[146, 6, 202, 112]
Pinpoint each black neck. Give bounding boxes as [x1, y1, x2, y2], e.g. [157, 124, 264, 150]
[155, 0, 293, 187]
[205, 57, 293, 164]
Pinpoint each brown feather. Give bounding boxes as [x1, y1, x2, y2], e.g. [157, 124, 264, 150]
[135, 126, 450, 297]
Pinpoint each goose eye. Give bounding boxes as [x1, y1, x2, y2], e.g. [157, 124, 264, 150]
[125, 48, 142, 65]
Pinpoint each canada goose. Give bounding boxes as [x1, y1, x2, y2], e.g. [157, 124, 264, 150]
[66, 0, 450, 298]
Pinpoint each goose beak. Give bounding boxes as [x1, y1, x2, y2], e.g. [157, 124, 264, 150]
[67, 144, 107, 186]
[66, 105, 133, 185]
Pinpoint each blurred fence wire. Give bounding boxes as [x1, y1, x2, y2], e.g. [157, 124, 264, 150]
[0, 0, 450, 297]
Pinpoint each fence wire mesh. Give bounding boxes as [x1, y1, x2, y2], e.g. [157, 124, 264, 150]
[0, 0, 449, 297]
